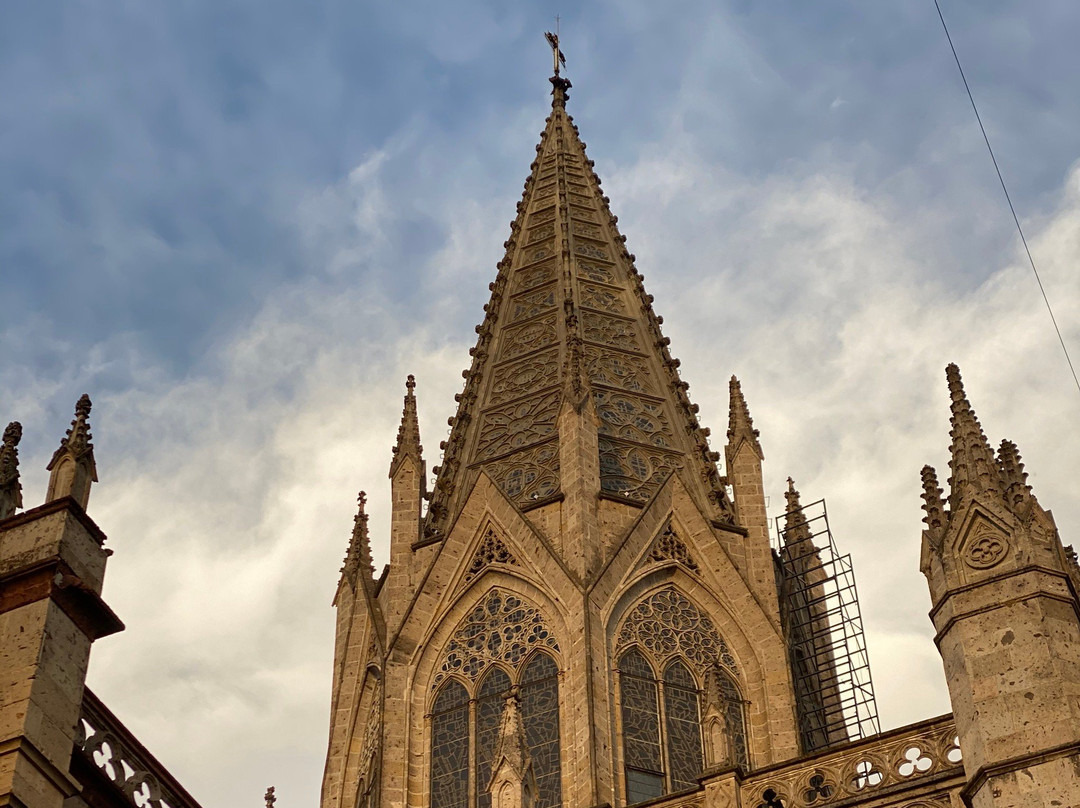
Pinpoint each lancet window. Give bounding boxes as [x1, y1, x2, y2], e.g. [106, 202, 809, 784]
[616, 587, 748, 804]
[430, 590, 563, 808]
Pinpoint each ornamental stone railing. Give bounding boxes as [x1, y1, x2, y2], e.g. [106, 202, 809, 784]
[74, 688, 204, 808]
[638, 714, 965, 808]
[740, 713, 964, 808]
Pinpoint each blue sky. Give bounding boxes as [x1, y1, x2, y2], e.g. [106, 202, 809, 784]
[3, 2, 1079, 805]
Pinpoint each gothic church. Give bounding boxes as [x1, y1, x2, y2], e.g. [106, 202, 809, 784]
[2, 67, 1080, 808]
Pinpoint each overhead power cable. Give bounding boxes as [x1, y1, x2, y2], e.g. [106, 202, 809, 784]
[934, 0, 1080, 398]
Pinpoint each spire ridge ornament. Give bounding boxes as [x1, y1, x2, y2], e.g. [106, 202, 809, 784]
[0, 421, 23, 519]
[390, 375, 423, 477]
[46, 394, 98, 509]
[945, 363, 998, 509]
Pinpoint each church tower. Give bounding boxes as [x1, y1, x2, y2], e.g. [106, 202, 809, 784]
[321, 62, 805, 808]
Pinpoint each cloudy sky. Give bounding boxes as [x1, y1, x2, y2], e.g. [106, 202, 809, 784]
[3, 1, 1079, 805]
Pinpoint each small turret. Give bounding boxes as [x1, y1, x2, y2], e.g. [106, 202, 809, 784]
[0, 421, 23, 519]
[46, 394, 98, 509]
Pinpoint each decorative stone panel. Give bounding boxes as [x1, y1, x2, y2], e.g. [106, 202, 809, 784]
[476, 391, 560, 461]
[599, 437, 681, 503]
[497, 313, 558, 362]
[488, 350, 560, 407]
[594, 390, 675, 449]
[484, 440, 560, 505]
[582, 311, 641, 353]
[508, 284, 558, 324]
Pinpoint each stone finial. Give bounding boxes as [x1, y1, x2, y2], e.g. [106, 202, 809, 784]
[0, 421, 24, 519]
[390, 375, 423, 477]
[46, 394, 98, 509]
[997, 439, 1034, 513]
[727, 376, 763, 460]
[342, 491, 375, 588]
[488, 695, 538, 808]
[920, 465, 947, 545]
[264, 786, 276, 808]
[945, 364, 999, 510]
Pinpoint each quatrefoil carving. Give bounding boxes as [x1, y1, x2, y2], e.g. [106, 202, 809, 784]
[850, 758, 884, 790]
[964, 531, 1008, 570]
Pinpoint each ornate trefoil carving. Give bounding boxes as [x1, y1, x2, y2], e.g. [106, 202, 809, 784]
[647, 524, 701, 574]
[465, 528, 520, 582]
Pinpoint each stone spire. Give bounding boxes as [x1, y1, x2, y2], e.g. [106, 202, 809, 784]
[46, 394, 98, 509]
[390, 375, 423, 478]
[945, 363, 999, 510]
[727, 376, 763, 460]
[342, 491, 375, 589]
[422, 71, 735, 543]
[0, 421, 23, 519]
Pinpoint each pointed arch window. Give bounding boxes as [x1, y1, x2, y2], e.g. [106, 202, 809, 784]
[429, 591, 563, 808]
[616, 587, 747, 804]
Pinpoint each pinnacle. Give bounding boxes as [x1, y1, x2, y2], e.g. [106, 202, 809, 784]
[997, 438, 1034, 512]
[390, 375, 423, 477]
[50, 393, 94, 465]
[342, 491, 374, 587]
[920, 464, 947, 537]
[782, 477, 812, 546]
[727, 376, 763, 460]
[0, 421, 23, 519]
[945, 364, 999, 509]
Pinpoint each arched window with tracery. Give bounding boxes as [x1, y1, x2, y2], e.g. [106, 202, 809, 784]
[615, 587, 747, 804]
[429, 590, 563, 808]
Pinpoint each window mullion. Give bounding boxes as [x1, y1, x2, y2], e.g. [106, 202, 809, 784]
[469, 698, 477, 808]
[657, 677, 669, 794]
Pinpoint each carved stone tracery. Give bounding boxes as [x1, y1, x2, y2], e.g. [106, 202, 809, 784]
[432, 589, 560, 690]
[616, 586, 737, 673]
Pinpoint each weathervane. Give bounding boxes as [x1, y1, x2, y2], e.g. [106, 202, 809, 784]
[544, 20, 566, 77]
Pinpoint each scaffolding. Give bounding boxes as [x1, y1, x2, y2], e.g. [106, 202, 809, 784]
[774, 498, 880, 753]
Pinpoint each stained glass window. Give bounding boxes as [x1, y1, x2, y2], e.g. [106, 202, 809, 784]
[716, 669, 749, 770]
[663, 660, 703, 792]
[431, 680, 470, 808]
[520, 653, 562, 808]
[475, 668, 512, 808]
[619, 649, 664, 803]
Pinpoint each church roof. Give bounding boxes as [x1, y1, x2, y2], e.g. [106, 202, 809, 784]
[423, 75, 734, 541]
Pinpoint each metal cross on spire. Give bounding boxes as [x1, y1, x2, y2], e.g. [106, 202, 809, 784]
[544, 25, 566, 77]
